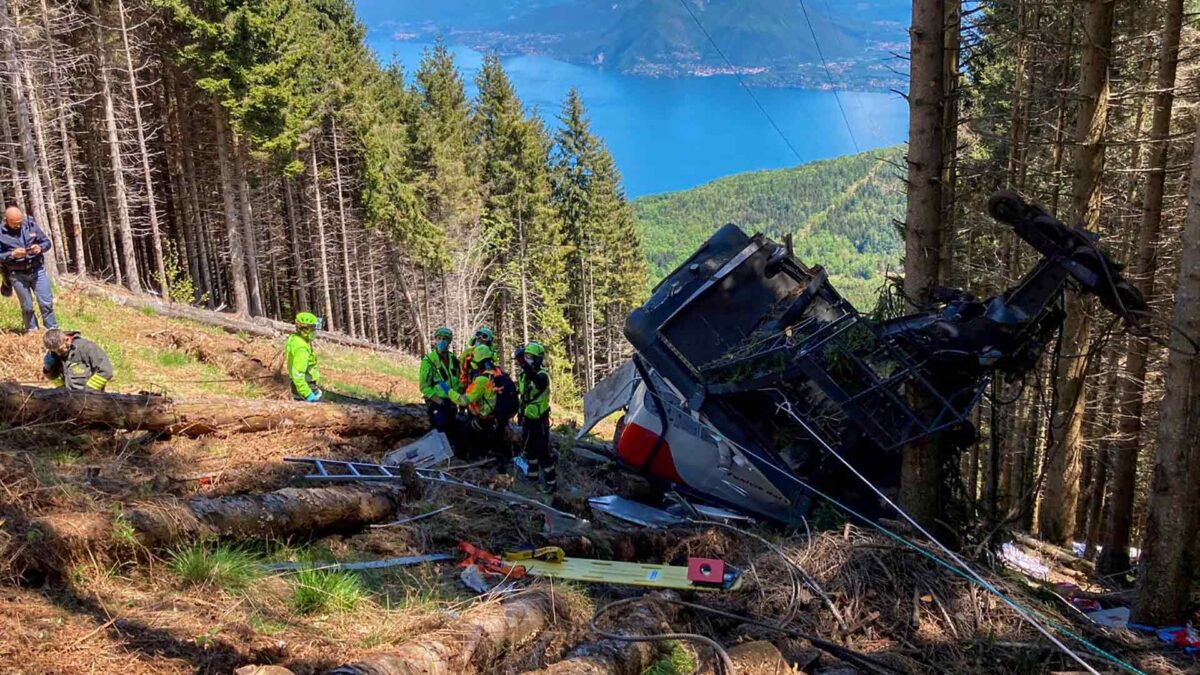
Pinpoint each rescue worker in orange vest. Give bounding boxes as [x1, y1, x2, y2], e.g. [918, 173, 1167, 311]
[450, 343, 517, 471]
[515, 341, 554, 492]
[419, 326, 460, 433]
[458, 326, 495, 390]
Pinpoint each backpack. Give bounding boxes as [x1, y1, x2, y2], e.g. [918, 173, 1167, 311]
[490, 369, 519, 421]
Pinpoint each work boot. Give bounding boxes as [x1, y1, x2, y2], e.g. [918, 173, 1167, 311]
[0, 277, 10, 298]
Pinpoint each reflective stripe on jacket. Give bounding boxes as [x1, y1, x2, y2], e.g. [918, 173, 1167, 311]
[518, 366, 550, 419]
[285, 333, 320, 398]
[462, 370, 499, 419]
[420, 350, 460, 400]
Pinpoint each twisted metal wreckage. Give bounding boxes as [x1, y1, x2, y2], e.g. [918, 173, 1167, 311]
[579, 191, 1146, 525]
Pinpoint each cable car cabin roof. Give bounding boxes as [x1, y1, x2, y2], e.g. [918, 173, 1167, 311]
[624, 224, 855, 407]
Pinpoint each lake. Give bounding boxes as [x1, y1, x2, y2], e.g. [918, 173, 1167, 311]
[369, 39, 909, 198]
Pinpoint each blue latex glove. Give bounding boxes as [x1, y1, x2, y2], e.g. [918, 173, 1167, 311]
[305, 391, 320, 402]
[42, 352, 56, 372]
[436, 381, 451, 396]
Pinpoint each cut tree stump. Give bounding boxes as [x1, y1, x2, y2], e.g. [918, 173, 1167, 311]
[328, 589, 557, 675]
[524, 593, 680, 675]
[29, 481, 419, 568]
[0, 382, 427, 438]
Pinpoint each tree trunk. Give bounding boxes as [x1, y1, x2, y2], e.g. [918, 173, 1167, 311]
[1, 0, 59, 277]
[310, 143, 335, 331]
[29, 483, 418, 570]
[1132, 107, 1200, 626]
[0, 382, 428, 438]
[1098, 0, 1182, 578]
[213, 104, 249, 314]
[1037, 0, 1113, 546]
[234, 136, 263, 316]
[0, 92, 21, 201]
[331, 118, 356, 337]
[115, 0, 166, 297]
[526, 598, 679, 675]
[329, 590, 558, 675]
[284, 174, 305, 311]
[43, 0, 86, 276]
[899, 0, 947, 528]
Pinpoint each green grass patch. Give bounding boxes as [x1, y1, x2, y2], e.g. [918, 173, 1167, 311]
[139, 306, 157, 317]
[51, 448, 82, 466]
[249, 612, 288, 636]
[290, 568, 364, 614]
[642, 641, 696, 675]
[111, 513, 139, 548]
[155, 350, 194, 367]
[169, 544, 263, 591]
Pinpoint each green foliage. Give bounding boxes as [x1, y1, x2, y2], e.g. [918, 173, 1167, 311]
[169, 544, 263, 591]
[642, 641, 696, 675]
[633, 147, 905, 308]
[156, 350, 195, 368]
[156, 240, 210, 306]
[290, 568, 364, 614]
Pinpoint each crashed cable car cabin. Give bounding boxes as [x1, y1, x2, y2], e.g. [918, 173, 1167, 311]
[596, 191, 1145, 525]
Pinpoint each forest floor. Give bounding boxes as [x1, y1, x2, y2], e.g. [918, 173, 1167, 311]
[0, 281, 1193, 674]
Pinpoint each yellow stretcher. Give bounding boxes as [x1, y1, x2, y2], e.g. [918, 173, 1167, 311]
[498, 546, 744, 592]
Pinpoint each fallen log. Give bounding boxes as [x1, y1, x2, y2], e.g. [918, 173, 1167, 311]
[328, 589, 557, 675]
[77, 277, 402, 353]
[697, 641, 789, 675]
[0, 382, 427, 438]
[525, 594, 679, 675]
[1010, 532, 1094, 573]
[30, 480, 420, 568]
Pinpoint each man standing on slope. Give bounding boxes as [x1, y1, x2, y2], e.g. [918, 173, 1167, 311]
[515, 341, 555, 492]
[287, 312, 323, 402]
[42, 329, 113, 392]
[0, 205, 57, 333]
[419, 326, 460, 433]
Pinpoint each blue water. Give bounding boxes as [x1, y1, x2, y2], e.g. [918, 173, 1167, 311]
[369, 39, 909, 197]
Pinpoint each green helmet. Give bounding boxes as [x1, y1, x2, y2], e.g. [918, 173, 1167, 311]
[295, 312, 319, 327]
[473, 327, 495, 345]
[473, 344, 495, 363]
[433, 326, 453, 340]
[524, 341, 546, 358]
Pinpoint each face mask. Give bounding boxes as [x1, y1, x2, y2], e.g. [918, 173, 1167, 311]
[436, 339, 449, 352]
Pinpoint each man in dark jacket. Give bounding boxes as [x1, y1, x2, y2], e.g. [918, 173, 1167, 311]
[43, 329, 114, 392]
[0, 205, 57, 332]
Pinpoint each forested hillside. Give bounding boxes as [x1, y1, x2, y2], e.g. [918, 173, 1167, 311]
[0, 0, 647, 399]
[634, 147, 904, 306]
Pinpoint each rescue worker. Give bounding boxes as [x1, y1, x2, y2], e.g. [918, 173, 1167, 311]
[515, 341, 555, 491]
[419, 326, 460, 433]
[42, 329, 113, 392]
[286, 312, 323, 401]
[451, 343, 516, 469]
[458, 326, 495, 390]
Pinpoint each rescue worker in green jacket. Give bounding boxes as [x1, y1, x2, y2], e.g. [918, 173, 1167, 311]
[450, 343, 516, 470]
[42, 329, 113, 392]
[286, 312, 323, 402]
[515, 341, 555, 491]
[458, 326, 495, 390]
[419, 326, 460, 433]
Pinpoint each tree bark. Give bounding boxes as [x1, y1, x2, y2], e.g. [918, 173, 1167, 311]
[29, 483, 418, 569]
[90, 0, 139, 289]
[115, 0, 166, 297]
[330, 117, 356, 337]
[328, 590, 557, 675]
[311, 142, 335, 331]
[1, 0, 59, 277]
[525, 597, 679, 675]
[1131, 109, 1200, 626]
[899, 0, 947, 528]
[234, 136, 263, 316]
[1098, 0, 1183, 578]
[0, 382, 428, 438]
[41, 0, 86, 276]
[1037, 0, 1113, 546]
[213, 103, 249, 314]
